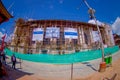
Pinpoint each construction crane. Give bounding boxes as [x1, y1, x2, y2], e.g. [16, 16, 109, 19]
[82, 0, 106, 71]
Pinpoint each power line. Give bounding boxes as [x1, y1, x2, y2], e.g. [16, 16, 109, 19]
[8, 2, 14, 11]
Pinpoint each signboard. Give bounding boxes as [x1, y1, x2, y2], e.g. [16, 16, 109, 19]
[45, 27, 60, 38]
[64, 28, 78, 39]
[92, 31, 100, 42]
[32, 28, 43, 41]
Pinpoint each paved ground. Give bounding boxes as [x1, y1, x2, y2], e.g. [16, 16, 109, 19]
[2, 50, 120, 80]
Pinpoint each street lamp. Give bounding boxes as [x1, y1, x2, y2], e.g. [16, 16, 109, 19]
[83, 0, 106, 72]
[88, 8, 105, 62]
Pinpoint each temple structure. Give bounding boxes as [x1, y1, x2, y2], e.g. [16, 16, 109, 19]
[10, 19, 115, 54]
[0, 0, 13, 24]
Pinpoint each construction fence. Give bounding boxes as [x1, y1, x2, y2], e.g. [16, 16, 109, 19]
[4, 46, 119, 64]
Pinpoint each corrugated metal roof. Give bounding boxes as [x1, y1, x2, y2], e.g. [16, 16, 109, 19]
[0, 0, 13, 24]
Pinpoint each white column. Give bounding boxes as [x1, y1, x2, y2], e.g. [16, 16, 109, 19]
[81, 26, 85, 49]
[89, 27, 93, 43]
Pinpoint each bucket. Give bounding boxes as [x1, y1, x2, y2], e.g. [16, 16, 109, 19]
[99, 62, 106, 72]
[105, 57, 109, 64]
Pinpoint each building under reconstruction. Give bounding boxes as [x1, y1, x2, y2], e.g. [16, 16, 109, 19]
[10, 19, 115, 54]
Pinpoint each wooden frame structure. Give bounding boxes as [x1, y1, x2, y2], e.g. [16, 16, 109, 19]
[10, 19, 115, 54]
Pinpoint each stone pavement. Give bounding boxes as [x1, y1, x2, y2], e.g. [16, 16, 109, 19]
[5, 50, 120, 80]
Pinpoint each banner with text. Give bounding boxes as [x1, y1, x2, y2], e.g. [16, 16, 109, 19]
[64, 28, 78, 39]
[32, 28, 44, 41]
[45, 27, 60, 38]
[92, 31, 100, 42]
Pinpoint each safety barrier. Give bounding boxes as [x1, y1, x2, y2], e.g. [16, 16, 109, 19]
[4, 46, 119, 64]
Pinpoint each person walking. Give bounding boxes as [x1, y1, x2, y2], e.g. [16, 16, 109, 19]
[1, 51, 6, 65]
[11, 54, 16, 69]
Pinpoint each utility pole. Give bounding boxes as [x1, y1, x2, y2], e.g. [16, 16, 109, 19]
[71, 63, 73, 80]
[82, 0, 106, 72]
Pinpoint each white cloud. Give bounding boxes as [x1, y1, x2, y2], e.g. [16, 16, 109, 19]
[4, 34, 14, 42]
[0, 32, 7, 42]
[112, 17, 120, 35]
[0, 31, 11, 42]
[88, 19, 104, 26]
[1, 28, 5, 32]
[0, 32, 4, 39]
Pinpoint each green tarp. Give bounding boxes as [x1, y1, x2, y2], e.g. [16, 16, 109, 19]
[4, 46, 119, 64]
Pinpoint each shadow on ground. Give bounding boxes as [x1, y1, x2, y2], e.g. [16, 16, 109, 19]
[82, 62, 98, 71]
[2, 62, 33, 80]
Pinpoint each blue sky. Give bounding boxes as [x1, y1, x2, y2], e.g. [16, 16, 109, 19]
[0, 0, 120, 37]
